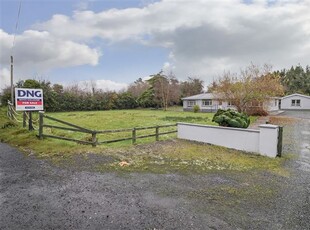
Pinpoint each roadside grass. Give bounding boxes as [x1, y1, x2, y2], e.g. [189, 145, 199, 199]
[87, 139, 290, 176]
[0, 106, 289, 176]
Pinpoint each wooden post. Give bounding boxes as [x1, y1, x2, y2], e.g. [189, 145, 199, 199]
[7, 102, 11, 119]
[38, 111, 44, 139]
[92, 132, 97, 147]
[28, 111, 33, 131]
[277, 126, 283, 157]
[23, 111, 27, 128]
[132, 128, 136, 144]
[155, 126, 159, 141]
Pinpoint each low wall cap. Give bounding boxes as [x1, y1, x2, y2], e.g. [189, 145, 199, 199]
[259, 124, 278, 129]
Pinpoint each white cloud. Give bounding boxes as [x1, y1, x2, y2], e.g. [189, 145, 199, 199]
[0, 29, 101, 78]
[0, 0, 309, 90]
[31, 0, 310, 84]
[0, 29, 100, 68]
[77, 79, 127, 92]
[0, 67, 10, 90]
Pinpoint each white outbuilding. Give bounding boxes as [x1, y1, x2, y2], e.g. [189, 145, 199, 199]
[280, 93, 310, 110]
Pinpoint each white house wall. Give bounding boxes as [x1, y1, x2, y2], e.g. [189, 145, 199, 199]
[281, 95, 310, 110]
[265, 99, 280, 111]
[183, 99, 236, 112]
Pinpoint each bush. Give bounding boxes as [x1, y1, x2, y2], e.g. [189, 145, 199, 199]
[246, 107, 268, 116]
[193, 105, 200, 113]
[212, 109, 250, 128]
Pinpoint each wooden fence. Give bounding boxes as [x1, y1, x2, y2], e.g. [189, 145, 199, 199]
[7, 100, 38, 130]
[38, 112, 177, 146]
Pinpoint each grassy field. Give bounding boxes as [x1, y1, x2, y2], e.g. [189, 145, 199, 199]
[1, 106, 289, 176]
[0, 107, 216, 151]
[42, 108, 218, 146]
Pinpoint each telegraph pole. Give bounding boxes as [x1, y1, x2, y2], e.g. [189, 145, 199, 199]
[10, 55, 14, 104]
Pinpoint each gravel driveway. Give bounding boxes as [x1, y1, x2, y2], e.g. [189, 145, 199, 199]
[1, 111, 310, 229]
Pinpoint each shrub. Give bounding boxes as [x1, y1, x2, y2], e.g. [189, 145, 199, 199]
[193, 105, 200, 113]
[212, 109, 250, 128]
[246, 107, 268, 116]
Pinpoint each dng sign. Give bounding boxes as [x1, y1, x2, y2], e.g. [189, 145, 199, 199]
[15, 88, 44, 111]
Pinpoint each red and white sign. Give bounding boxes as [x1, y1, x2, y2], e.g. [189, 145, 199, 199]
[15, 88, 44, 111]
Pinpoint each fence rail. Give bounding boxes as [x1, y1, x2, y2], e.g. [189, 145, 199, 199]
[38, 112, 177, 146]
[7, 100, 38, 130]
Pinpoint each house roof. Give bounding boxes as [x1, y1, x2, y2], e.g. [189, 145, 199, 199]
[181, 93, 215, 100]
[281, 93, 310, 100]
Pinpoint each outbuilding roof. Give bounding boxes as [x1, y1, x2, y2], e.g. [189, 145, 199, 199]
[281, 93, 310, 100]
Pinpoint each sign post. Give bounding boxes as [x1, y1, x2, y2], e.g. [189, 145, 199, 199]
[15, 88, 44, 131]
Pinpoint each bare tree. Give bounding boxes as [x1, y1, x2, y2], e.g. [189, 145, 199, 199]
[209, 64, 284, 113]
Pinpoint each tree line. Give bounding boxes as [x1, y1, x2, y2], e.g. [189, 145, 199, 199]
[0, 64, 309, 112]
[277, 65, 310, 95]
[208, 64, 310, 115]
[0, 74, 203, 112]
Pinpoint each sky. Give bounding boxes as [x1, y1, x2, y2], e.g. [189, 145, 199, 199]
[0, 0, 310, 92]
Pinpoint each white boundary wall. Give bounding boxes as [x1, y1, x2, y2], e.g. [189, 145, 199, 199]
[177, 123, 279, 158]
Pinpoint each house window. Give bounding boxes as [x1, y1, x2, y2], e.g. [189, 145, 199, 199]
[202, 99, 212, 106]
[228, 101, 234, 106]
[187, 100, 196, 107]
[274, 100, 278, 107]
[291, 99, 301, 106]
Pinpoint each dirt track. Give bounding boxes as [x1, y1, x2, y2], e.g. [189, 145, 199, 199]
[1, 111, 309, 229]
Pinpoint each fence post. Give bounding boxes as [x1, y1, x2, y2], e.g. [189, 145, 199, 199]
[92, 132, 97, 147]
[7, 101, 12, 119]
[277, 126, 283, 157]
[132, 128, 136, 144]
[155, 126, 159, 141]
[23, 111, 27, 128]
[38, 111, 44, 140]
[28, 111, 34, 131]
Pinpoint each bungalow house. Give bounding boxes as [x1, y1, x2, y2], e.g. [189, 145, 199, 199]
[182, 93, 235, 112]
[280, 93, 310, 110]
[182, 93, 281, 113]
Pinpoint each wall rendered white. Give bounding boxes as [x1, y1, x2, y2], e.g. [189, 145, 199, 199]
[258, 124, 279, 157]
[281, 95, 310, 110]
[265, 99, 279, 111]
[178, 123, 260, 153]
[177, 123, 279, 158]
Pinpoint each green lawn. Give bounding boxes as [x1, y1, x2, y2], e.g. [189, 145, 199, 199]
[41, 109, 219, 147]
[0, 107, 216, 153]
[46, 108, 215, 129]
[0, 106, 288, 176]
